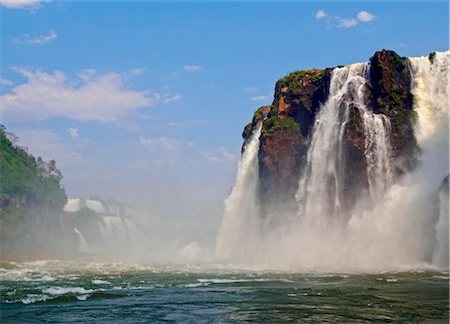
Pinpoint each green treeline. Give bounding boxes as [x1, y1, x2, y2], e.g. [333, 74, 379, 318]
[0, 124, 68, 251]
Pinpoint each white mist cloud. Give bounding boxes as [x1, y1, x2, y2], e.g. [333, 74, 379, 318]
[14, 30, 57, 46]
[314, 9, 327, 19]
[68, 127, 79, 140]
[0, 68, 157, 123]
[183, 65, 202, 73]
[0, 0, 45, 9]
[357, 10, 376, 22]
[251, 95, 269, 101]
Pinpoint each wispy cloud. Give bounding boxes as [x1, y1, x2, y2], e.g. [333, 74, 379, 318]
[337, 17, 358, 29]
[251, 95, 269, 102]
[68, 127, 79, 140]
[130, 68, 145, 75]
[337, 11, 376, 28]
[0, 0, 45, 10]
[315, 9, 376, 29]
[14, 30, 57, 46]
[314, 9, 327, 20]
[0, 78, 13, 86]
[0, 68, 156, 123]
[205, 146, 238, 164]
[161, 94, 183, 104]
[183, 65, 202, 73]
[357, 11, 376, 22]
[140, 136, 181, 155]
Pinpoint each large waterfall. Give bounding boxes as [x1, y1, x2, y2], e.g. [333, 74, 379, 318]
[216, 52, 449, 272]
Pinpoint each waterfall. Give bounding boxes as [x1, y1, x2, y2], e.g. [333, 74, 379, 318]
[215, 123, 262, 263]
[65, 198, 139, 254]
[409, 51, 450, 268]
[215, 52, 448, 271]
[433, 180, 449, 268]
[74, 228, 89, 253]
[296, 63, 392, 221]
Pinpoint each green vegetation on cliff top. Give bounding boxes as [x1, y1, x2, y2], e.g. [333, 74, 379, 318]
[0, 124, 67, 241]
[262, 116, 300, 138]
[277, 69, 325, 100]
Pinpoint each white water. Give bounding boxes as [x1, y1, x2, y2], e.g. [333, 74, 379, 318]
[65, 198, 140, 254]
[74, 228, 89, 253]
[409, 51, 450, 269]
[216, 52, 449, 272]
[215, 124, 262, 263]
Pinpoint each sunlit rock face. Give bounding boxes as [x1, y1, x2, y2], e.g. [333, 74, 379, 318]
[216, 50, 449, 272]
[242, 50, 424, 217]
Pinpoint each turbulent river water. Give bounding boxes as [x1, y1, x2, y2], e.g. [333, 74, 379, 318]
[0, 260, 448, 323]
[1, 53, 449, 322]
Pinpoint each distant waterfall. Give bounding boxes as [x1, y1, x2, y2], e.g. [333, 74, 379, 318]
[74, 228, 89, 253]
[64, 198, 139, 254]
[215, 124, 262, 262]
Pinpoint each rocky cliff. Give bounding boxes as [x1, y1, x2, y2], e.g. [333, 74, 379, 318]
[243, 50, 423, 215]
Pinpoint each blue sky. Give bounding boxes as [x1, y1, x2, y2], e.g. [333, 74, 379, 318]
[0, 0, 448, 215]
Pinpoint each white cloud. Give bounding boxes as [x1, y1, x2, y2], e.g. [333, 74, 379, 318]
[314, 9, 327, 19]
[0, 78, 13, 86]
[140, 136, 181, 155]
[357, 11, 375, 22]
[68, 127, 79, 140]
[317, 10, 376, 29]
[183, 65, 202, 73]
[14, 30, 57, 46]
[161, 94, 183, 104]
[337, 17, 358, 28]
[0, 0, 45, 9]
[0, 68, 156, 123]
[251, 95, 269, 101]
[205, 146, 238, 164]
[130, 68, 145, 75]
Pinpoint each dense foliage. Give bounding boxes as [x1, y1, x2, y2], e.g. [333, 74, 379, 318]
[262, 116, 300, 138]
[277, 69, 325, 101]
[0, 124, 67, 242]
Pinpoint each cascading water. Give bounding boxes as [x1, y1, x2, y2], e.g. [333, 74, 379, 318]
[64, 198, 139, 254]
[73, 228, 89, 253]
[215, 124, 262, 263]
[216, 52, 449, 272]
[409, 51, 450, 269]
[295, 63, 393, 221]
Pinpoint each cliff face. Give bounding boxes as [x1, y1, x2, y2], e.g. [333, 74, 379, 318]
[243, 50, 422, 215]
